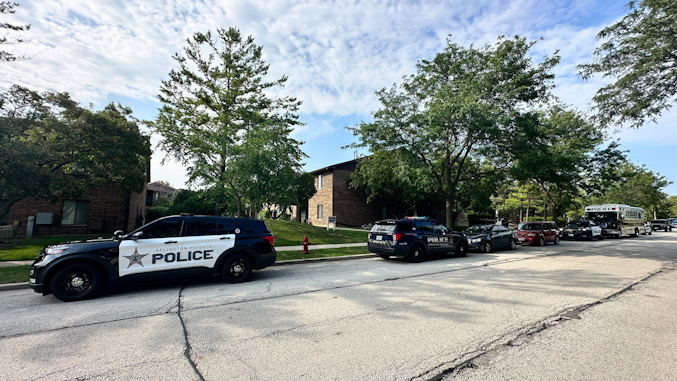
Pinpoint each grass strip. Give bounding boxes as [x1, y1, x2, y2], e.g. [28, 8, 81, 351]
[276, 246, 371, 261]
[0, 265, 31, 284]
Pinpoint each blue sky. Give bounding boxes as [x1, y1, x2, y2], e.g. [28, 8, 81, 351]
[3, 0, 676, 195]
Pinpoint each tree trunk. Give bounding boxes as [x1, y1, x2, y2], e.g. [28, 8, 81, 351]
[445, 196, 453, 228]
[0, 199, 20, 225]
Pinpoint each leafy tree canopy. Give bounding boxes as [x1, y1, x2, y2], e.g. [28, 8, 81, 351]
[348, 35, 559, 227]
[578, 0, 677, 128]
[151, 27, 306, 216]
[0, 85, 151, 221]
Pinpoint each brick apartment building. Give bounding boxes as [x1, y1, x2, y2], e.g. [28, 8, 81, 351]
[3, 183, 147, 238]
[302, 159, 383, 227]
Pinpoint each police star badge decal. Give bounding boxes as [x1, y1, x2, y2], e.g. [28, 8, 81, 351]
[124, 248, 148, 268]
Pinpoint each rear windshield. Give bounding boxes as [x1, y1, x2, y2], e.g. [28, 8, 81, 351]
[566, 221, 589, 228]
[371, 222, 396, 233]
[465, 225, 492, 234]
[517, 223, 541, 231]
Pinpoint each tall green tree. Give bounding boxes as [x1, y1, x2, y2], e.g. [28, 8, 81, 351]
[152, 28, 306, 217]
[1, 2, 30, 62]
[509, 105, 625, 218]
[578, 0, 677, 128]
[348, 36, 559, 227]
[0, 85, 151, 221]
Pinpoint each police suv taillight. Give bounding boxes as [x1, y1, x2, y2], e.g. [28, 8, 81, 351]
[393, 233, 403, 241]
[263, 236, 274, 246]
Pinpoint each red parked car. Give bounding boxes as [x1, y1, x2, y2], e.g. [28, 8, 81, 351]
[514, 221, 560, 246]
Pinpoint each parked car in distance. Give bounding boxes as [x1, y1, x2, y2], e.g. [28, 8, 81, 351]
[560, 220, 603, 240]
[641, 222, 653, 235]
[650, 219, 672, 232]
[466, 224, 517, 253]
[669, 218, 677, 229]
[514, 221, 559, 246]
[29, 215, 276, 302]
[367, 217, 468, 262]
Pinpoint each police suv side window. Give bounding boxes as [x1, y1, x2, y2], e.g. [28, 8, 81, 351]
[434, 224, 447, 233]
[144, 219, 183, 238]
[188, 220, 219, 236]
[418, 221, 434, 232]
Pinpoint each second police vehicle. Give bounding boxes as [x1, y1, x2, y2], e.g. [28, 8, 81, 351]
[367, 217, 468, 262]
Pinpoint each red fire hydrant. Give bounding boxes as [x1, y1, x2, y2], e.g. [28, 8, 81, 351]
[302, 236, 310, 254]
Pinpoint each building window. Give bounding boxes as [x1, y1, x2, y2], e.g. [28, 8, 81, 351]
[317, 174, 323, 189]
[317, 204, 323, 220]
[61, 200, 89, 225]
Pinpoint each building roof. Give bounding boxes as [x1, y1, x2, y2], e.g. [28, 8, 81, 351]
[309, 158, 360, 175]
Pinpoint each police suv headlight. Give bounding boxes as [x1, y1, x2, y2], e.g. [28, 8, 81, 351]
[582, 228, 590, 231]
[470, 238, 482, 243]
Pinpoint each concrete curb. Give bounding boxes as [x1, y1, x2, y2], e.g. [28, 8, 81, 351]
[0, 252, 378, 293]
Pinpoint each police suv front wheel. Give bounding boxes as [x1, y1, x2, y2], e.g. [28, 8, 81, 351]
[222, 254, 252, 283]
[50, 263, 102, 302]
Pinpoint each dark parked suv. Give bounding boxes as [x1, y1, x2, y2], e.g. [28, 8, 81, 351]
[367, 217, 468, 262]
[29, 215, 276, 301]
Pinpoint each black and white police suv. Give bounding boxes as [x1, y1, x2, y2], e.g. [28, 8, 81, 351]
[29, 215, 276, 302]
[367, 217, 468, 262]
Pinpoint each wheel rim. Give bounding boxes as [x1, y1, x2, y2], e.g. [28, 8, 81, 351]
[511, 240, 516, 249]
[60, 271, 92, 295]
[485, 242, 492, 253]
[539, 237, 544, 246]
[229, 259, 248, 278]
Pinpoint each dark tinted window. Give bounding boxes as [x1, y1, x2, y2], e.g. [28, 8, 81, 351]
[417, 221, 434, 232]
[143, 219, 183, 238]
[433, 223, 448, 233]
[395, 222, 415, 232]
[187, 220, 233, 236]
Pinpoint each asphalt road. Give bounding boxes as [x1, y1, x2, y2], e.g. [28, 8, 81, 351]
[1, 233, 675, 380]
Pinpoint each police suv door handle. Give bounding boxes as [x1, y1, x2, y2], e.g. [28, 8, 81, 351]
[164, 240, 178, 244]
[220, 236, 231, 240]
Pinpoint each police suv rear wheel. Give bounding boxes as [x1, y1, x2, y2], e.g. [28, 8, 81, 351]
[50, 263, 101, 302]
[222, 254, 252, 283]
[408, 245, 424, 263]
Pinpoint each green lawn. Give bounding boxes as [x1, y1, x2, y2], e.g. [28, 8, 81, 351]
[263, 219, 368, 246]
[277, 246, 371, 261]
[0, 236, 99, 261]
[0, 265, 31, 284]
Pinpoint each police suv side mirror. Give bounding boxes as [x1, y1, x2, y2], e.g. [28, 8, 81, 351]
[131, 231, 145, 240]
[113, 230, 125, 240]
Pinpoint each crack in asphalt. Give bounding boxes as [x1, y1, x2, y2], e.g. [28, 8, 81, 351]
[418, 263, 676, 381]
[177, 284, 206, 381]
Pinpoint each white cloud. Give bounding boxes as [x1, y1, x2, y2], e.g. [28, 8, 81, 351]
[5, 0, 675, 192]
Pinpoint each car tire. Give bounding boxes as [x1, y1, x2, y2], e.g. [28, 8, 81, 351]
[633, 228, 639, 237]
[510, 239, 517, 250]
[50, 263, 102, 302]
[455, 241, 468, 257]
[408, 244, 425, 263]
[484, 242, 493, 253]
[617, 230, 622, 239]
[554, 236, 560, 245]
[539, 237, 545, 246]
[598, 233, 604, 240]
[222, 253, 252, 283]
[649, 230, 652, 235]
